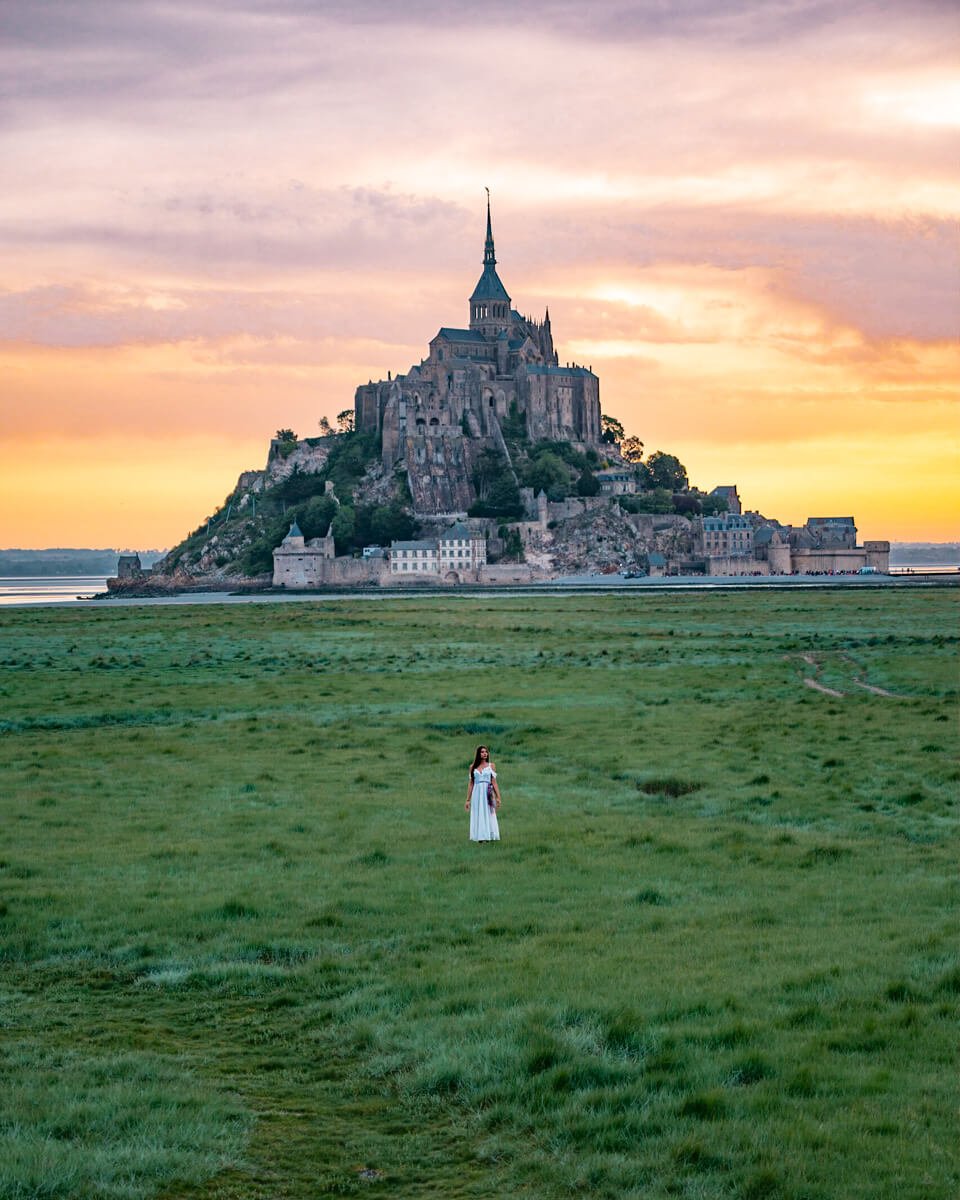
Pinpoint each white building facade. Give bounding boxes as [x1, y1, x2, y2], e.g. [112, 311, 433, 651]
[390, 540, 439, 575]
[390, 523, 487, 580]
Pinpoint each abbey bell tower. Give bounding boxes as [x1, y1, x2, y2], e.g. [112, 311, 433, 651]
[469, 191, 511, 336]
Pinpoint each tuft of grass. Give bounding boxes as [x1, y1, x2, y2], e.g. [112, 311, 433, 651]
[213, 900, 258, 919]
[356, 848, 390, 866]
[742, 1169, 782, 1199]
[638, 777, 702, 797]
[678, 1091, 726, 1120]
[672, 1137, 727, 1171]
[727, 1054, 774, 1086]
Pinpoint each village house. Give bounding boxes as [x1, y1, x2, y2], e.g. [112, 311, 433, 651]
[710, 485, 741, 515]
[702, 514, 754, 558]
[390, 523, 487, 582]
[596, 467, 637, 495]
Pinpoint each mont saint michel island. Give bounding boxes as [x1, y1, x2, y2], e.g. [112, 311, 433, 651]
[115, 201, 890, 594]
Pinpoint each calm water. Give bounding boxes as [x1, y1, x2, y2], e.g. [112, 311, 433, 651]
[0, 576, 108, 606]
[888, 565, 959, 575]
[0, 569, 956, 608]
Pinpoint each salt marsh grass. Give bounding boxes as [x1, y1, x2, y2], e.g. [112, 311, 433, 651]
[0, 591, 956, 1198]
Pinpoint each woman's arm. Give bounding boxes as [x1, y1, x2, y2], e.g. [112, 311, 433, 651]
[490, 765, 500, 807]
[466, 768, 473, 809]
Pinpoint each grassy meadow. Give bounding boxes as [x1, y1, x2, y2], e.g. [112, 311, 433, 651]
[0, 589, 956, 1199]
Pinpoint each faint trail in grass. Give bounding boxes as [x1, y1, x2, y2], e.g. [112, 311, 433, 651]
[851, 679, 904, 697]
[786, 650, 910, 700]
[803, 678, 845, 697]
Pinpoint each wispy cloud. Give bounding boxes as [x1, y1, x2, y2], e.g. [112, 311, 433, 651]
[1, 0, 957, 543]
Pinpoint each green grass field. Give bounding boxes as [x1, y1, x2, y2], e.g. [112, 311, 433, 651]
[0, 590, 956, 1199]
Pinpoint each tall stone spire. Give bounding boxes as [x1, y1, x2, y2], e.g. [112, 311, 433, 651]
[484, 187, 496, 266]
[470, 189, 511, 334]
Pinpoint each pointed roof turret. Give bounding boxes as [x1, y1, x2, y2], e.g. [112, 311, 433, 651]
[470, 190, 511, 329]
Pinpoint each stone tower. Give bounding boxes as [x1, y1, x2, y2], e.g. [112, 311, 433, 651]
[469, 191, 511, 337]
[353, 196, 602, 512]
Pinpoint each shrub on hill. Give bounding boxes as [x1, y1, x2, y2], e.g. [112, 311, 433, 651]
[520, 450, 571, 498]
[469, 449, 524, 519]
[576, 469, 601, 496]
[618, 489, 675, 515]
[529, 439, 597, 472]
[273, 467, 324, 503]
[297, 495, 338, 539]
[698, 493, 729, 516]
[499, 399, 528, 441]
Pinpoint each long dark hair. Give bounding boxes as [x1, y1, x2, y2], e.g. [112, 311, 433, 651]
[471, 745, 489, 776]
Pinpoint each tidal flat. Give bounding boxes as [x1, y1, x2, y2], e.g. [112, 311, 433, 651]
[0, 590, 956, 1199]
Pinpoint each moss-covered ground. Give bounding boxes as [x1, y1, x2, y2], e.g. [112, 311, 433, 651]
[0, 590, 956, 1199]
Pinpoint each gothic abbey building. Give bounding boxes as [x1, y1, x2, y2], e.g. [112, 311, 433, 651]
[354, 200, 602, 515]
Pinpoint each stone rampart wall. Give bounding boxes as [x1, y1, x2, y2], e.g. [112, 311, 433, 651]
[791, 548, 882, 574]
[706, 556, 769, 577]
[544, 495, 608, 522]
[274, 552, 386, 588]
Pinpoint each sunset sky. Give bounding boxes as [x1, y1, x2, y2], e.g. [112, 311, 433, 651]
[2, 0, 957, 548]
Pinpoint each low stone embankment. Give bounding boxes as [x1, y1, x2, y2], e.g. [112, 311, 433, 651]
[104, 572, 271, 597]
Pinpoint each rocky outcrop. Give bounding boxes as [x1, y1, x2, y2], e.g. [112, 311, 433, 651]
[520, 506, 695, 576]
[264, 437, 333, 484]
[105, 569, 271, 596]
[404, 430, 498, 516]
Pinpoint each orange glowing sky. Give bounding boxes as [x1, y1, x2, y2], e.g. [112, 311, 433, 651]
[1, 0, 958, 547]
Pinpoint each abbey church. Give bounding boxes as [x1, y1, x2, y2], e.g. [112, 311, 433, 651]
[354, 198, 602, 514]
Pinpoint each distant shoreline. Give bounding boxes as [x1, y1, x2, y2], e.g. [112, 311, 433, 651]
[2, 569, 956, 608]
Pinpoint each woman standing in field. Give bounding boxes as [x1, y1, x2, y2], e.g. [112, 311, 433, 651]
[466, 745, 500, 842]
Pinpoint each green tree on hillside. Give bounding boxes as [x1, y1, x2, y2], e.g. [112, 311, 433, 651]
[274, 467, 324, 503]
[471, 449, 507, 503]
[576, 469, 601, 496]
[698, 493, 729, 517]
[331, 506, 356, 554]
[500, 399, 528, 441]
[524, 451, 570, 498]
[601, 415, 625, 444]
[295, 494, 338, 539]
[357, 502, 417, 547]
[619, 488, 675, 515]
[469, 450, 524, 518]
[646, 451, 688, 492]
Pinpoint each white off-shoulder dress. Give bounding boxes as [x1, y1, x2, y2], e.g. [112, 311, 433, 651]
[469, 765, 500, 842]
